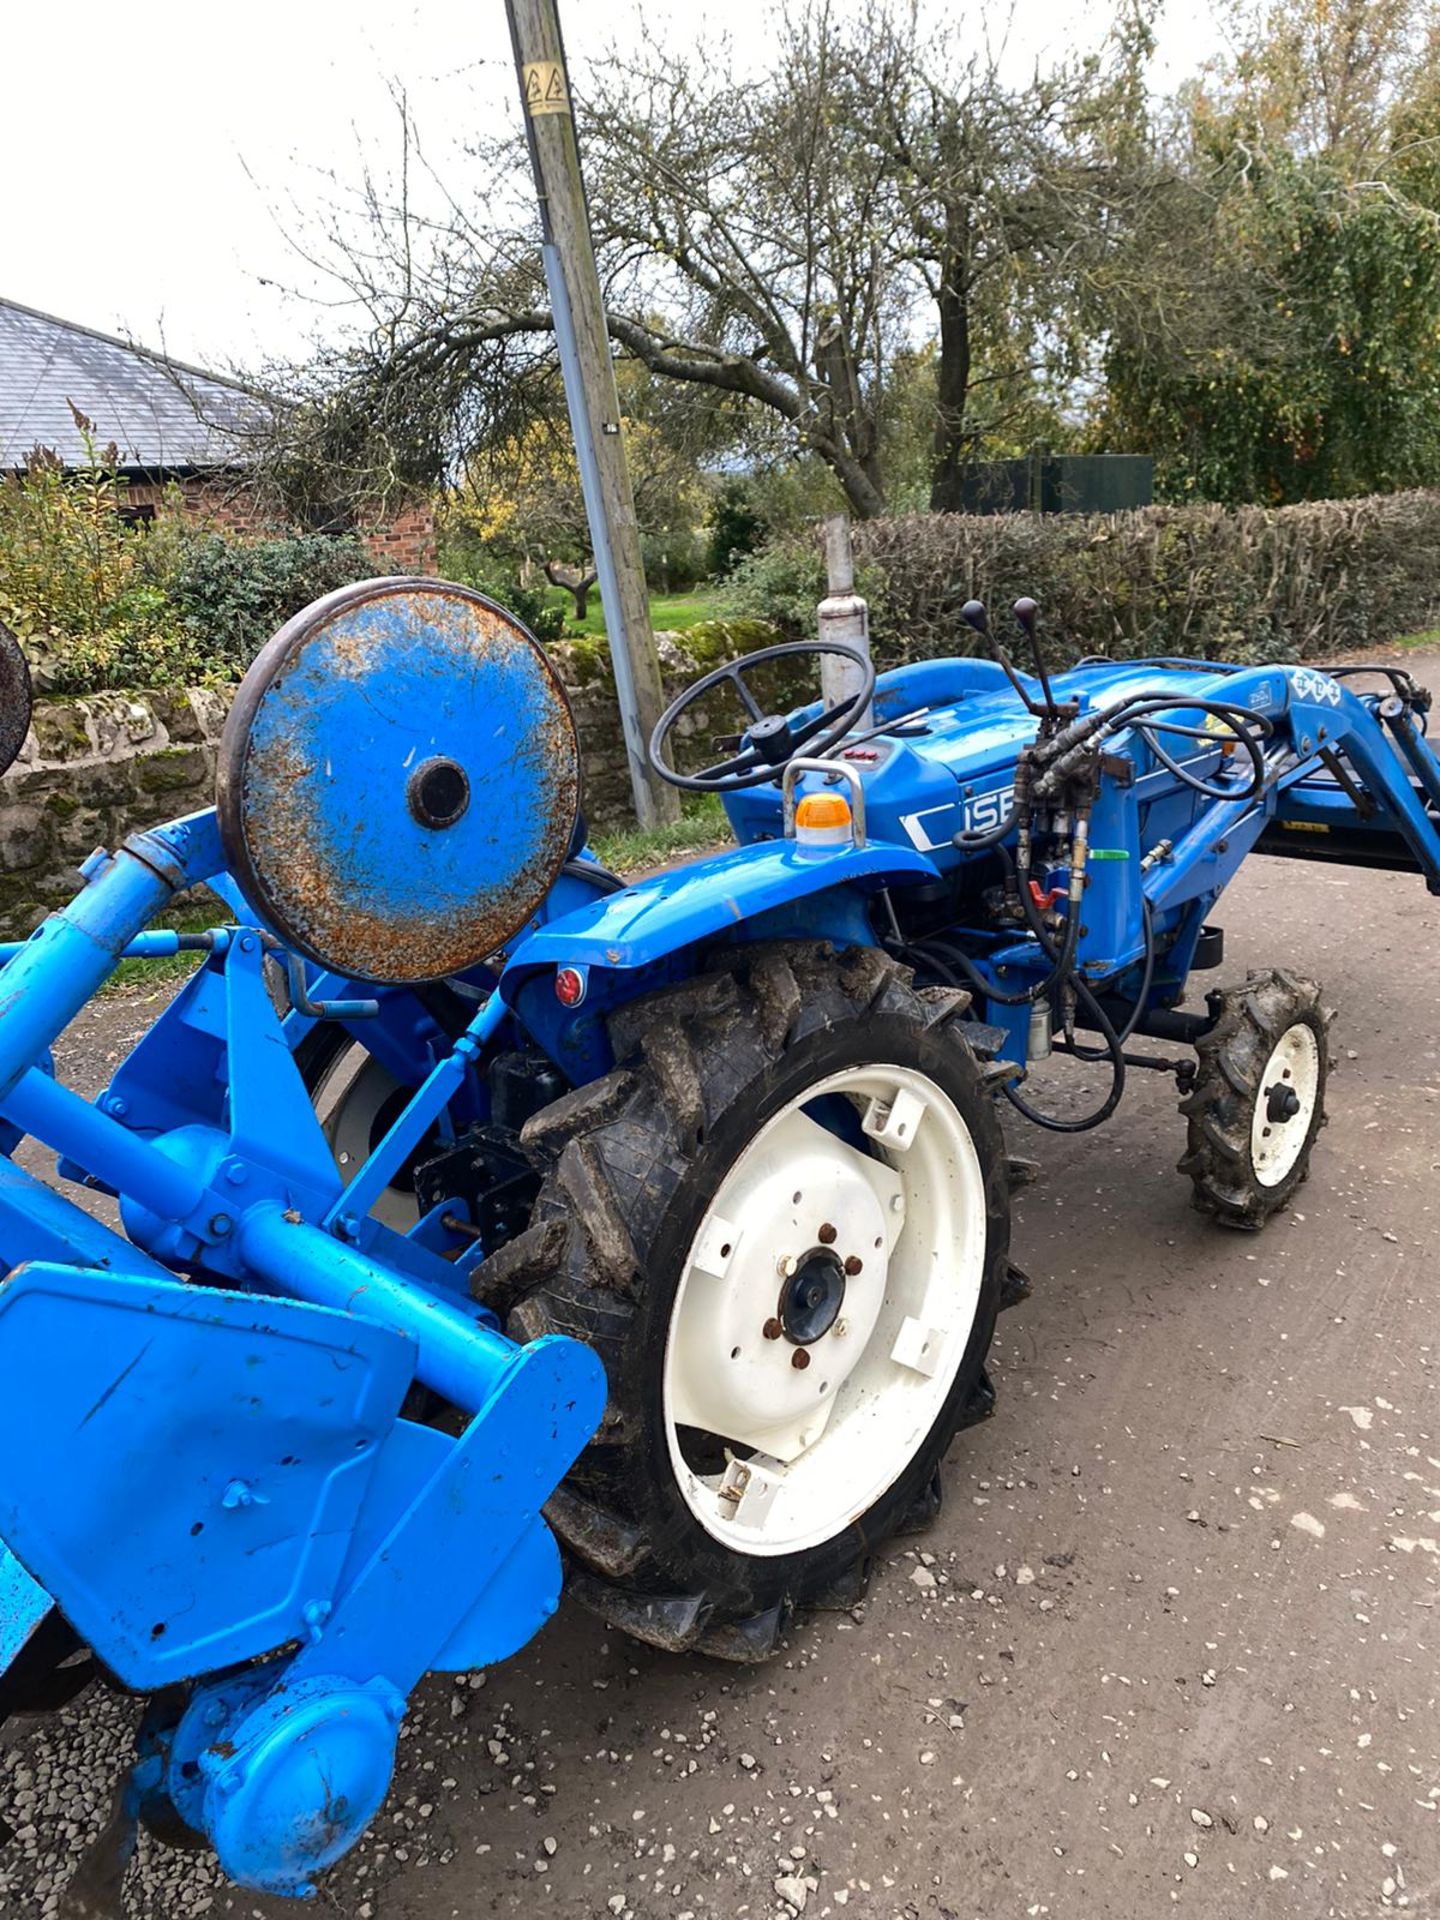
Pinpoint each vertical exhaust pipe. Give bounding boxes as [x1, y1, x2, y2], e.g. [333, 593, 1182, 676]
[817, 514, 874, 731]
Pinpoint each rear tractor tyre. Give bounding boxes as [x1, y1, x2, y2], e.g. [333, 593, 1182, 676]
[1179, 968, 1331, 1232]
[502, 945, 1011, 1661]
[296, 1025, 426, 1232]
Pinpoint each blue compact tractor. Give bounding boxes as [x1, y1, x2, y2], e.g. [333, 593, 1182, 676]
[1, 580, 1437, 1898]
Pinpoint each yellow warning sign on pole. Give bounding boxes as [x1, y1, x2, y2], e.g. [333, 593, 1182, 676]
[522, 59, 570, 116]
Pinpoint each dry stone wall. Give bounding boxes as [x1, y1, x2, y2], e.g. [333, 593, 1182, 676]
[0, 688, 231, 935]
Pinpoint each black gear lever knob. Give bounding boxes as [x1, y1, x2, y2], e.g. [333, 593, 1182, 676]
[960, 600, 989, 636]
[1013, 597, 1039, 637]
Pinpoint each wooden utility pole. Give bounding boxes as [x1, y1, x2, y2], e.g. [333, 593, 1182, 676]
[504, 0, 679, 828]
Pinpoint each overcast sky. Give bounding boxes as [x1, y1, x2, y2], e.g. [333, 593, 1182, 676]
[8, 0, 1225, 377]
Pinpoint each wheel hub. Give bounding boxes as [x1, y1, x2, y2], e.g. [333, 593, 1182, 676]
[779, 1248, 847, 1345]
[1266, 1082, 1302, 1123]
[663, 1062, 991, 1558]
[1251, 1019, 1322, 1187]
[665, 1112, 897, 1464]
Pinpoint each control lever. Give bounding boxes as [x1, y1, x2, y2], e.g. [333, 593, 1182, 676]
[1013, 598, 1076, 730]
[1013, 598, 1054, 710]
[960, 600, 1050, 720]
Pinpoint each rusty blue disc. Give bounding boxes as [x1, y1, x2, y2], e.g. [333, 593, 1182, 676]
[0, 621, 32, 779]
[217, 578, 579, 984]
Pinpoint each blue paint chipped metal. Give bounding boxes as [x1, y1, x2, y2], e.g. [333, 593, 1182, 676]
[217, 578, 580, 984]
[0, 576, 1438, 1898]
[0, 1542, 51, 1672]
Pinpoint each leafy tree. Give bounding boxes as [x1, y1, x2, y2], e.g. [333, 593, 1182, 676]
[1100, 0, 1440, 501]
[707, 478, 765, 577]
[849, 1, 1161, 507]
[455, 404, 705, 618]
[230, 0, 1440, 519]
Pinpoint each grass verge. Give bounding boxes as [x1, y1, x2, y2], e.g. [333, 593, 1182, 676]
[544, 587, 724, 638]
[590, 793, 733, 875]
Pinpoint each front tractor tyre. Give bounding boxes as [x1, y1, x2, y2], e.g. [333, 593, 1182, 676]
[503, 946, 1010, 1660]
[1179, 968, 1331, 1231]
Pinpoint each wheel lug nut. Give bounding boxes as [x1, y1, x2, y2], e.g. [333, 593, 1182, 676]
[844, 1255, 863, 1276]
[778, 1254, 797, 1277]
[818, 1223, 837, 1245]
[791, 1348, 811, 1370]
[762, 1318, 783, 1341]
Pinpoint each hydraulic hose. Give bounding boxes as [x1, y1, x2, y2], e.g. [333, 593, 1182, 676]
[1048, 694, 1270, 804]
[1001, 863, 1128, 1130]
[1001, 977, 1127, 1134]
[928, 688, 1265, 1134]
[896, 891, 1126, 1134]
[1066, 895, 1156, 1062]
[1128, 702, 1268, 803]
[954, 801, 1020, 852]
[916, 841, 1081, 1007]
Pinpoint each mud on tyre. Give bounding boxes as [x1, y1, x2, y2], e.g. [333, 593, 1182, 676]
[1179, 967, 1331, 1231]
[493, 944, 1010, 1661]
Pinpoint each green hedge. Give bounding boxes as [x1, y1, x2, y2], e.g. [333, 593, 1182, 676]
[725, 490, 1440, 666]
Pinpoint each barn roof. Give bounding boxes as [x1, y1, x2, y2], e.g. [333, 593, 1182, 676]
[0, 296, 263, 474]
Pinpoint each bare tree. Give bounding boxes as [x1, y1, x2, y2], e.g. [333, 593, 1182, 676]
[235, 3, 1172, 520]
[1212, 0, 1440, 160]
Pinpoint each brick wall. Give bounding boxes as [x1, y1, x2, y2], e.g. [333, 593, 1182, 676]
[359, 499, 436, 574]
[123, 477, 437, 573]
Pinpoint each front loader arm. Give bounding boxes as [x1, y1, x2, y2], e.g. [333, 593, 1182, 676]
[1134, 664, 1440, 914]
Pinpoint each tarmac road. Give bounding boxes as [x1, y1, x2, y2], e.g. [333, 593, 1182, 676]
[1, 655, 1438, 1920]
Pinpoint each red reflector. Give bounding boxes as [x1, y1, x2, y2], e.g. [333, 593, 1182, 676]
[555, 966, 586, 1007]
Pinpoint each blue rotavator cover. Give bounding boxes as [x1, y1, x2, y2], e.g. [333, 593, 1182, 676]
[0, 1263, 415, 1688]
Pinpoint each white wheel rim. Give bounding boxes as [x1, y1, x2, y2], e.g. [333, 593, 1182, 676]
[662, 1062, 988, 1558]
[1251, 1021, 1321, 1188]
[311, 1044, 423, 1230]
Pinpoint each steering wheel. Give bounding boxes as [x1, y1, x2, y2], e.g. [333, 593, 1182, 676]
[648, 641, 877, 793]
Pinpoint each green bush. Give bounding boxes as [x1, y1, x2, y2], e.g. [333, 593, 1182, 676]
[432, 526, 566, 644]
[707, 478, 765, 576]
[0, 443, 396, 693]
[722, 539, 891, 637]
[728, 491, 1440, 667]
[162, 530, 377, 674]
[641, 527, 708, 595]
[0, 452, 185, 692]
[20, 623, 217, 696]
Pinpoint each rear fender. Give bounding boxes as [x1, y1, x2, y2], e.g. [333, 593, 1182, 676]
[500, 838, 941, 1081]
